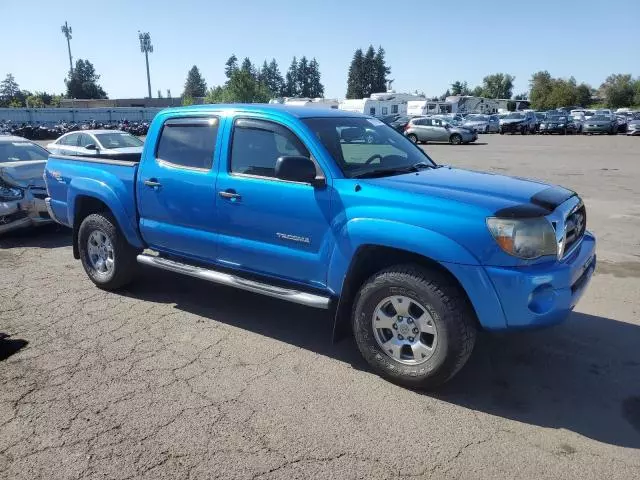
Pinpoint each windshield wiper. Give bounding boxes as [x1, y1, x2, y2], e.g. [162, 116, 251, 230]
[351, 162, 438, 179]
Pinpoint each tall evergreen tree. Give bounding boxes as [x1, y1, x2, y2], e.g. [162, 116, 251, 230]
[284, 57, 299, 97]
[346, 49, 364, 99]
[183, 65, 207, 97]
[259, 59, 284, 96]
[0, 74, 20, 102]
[240, 57, 256, 79]
[362, 45, 376, 97]
[372, 47, 390, 93]
[308, 58, 324, 98]
[225, 54, 238, 79]
[65, 59, 107, 99]
[297, 56, 310, 97]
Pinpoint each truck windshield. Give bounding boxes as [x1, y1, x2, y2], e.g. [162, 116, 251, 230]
[302, 117, 435, 178]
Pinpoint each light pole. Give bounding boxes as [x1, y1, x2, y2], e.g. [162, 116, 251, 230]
[61, 21, 73, 73]
[138, 32, 153, 99]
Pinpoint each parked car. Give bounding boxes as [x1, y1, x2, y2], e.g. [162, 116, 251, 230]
[534, 112, 547, 132]
[499, 111, 537, 134]
[45, 105, 596, 389]
[583, 110, 596, 120]
[405, 117, 477, 144]
[463, 114, 499, 133]
[615, 115, 628, 133]
[569, 113, 585, 133]
[0, 136, 53, 235]
[539, 114, 579, 135]
[595, 109, 613, 116]
[47, 129, 144, 161]
[381, 114, 412, 133]
[582, 115, 617, 135]
[626, 119, 640, 136]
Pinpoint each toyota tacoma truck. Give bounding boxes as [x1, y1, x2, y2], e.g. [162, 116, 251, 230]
[44, 105, 596, 389]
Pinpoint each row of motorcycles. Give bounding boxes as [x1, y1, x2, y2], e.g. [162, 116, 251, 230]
[0, 120, 150, 140]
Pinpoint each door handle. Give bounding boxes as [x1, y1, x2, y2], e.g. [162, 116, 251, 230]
[219, 190, 241, 200]
[144, 179, 161, 188]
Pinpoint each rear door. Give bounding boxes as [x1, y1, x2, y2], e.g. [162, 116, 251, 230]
[214, 116, 332, 288]
[57, 132, 82, 155]
[137, 116, 222, 261]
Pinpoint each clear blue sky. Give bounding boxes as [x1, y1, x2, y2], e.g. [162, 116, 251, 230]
[2, 0, 639, 99]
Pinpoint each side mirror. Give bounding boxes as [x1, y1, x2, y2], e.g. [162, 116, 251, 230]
[275, 156, 323, 186]
[84, 143, 98, 151]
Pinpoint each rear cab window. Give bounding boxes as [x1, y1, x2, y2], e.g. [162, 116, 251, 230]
[156, 117, 219, 170]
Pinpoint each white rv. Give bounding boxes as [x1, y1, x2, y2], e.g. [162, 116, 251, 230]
[269, 97, 339, 109]
[446, 96, 501, 114]
[407, 100, 452, 116]
[339, 92, 425, 117]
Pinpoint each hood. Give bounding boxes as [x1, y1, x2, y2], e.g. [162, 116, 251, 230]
[464, 121, 487, 126]
[365, 167, 574, 216]
[0, 160, 46, 188]
[587, 120, 611, 126]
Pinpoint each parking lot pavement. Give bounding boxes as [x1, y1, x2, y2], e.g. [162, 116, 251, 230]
[2, 134, 640, 479]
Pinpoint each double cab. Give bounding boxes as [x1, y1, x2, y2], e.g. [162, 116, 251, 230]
[44, 105, 596, 388]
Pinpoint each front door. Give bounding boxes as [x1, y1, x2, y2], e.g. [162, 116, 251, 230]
[137, 116, 221, 261]
[431, 119, 449, 142]
[214, 117, 332, 289]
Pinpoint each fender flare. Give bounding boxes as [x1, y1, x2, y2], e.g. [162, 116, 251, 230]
[68, 177, 144, 250]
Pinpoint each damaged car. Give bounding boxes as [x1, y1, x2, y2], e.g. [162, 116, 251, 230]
[0, 136, 53, 235]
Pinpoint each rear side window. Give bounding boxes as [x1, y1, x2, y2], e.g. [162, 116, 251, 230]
[156, 117, 218, 170]
[61, 133, 80, 146]
[230, 118, 309, 178]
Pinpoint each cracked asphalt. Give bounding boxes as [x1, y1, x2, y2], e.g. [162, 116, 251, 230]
[1, 134, 640, 479]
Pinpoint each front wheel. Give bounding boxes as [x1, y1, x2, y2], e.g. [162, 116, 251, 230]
[406, 133, 419, 144]
[352, 265, 477, 389]
[449, 133, 462, 145]
[78, 212, 139, 290]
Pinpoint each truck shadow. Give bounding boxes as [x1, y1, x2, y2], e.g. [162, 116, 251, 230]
[0, 334, 28, 361]
[122, 267, 640, 449]
[0, 224, 71, 249]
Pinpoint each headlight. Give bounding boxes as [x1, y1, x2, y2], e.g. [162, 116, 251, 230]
[487, 217, 557, 259]
[558, 124, 565, 127]
[0, 182, 24, 201]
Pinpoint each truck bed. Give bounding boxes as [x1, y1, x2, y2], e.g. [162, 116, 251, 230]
[45, 154, 140, 241]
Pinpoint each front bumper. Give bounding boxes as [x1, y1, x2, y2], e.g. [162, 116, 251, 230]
[484, 232, 596, 328]
[0, 189, 53, 235]
[500, 122, 524, 133]
[626, 128, 640, 136]
[582, 125, 611, 134]
[443, 232, 596, 330]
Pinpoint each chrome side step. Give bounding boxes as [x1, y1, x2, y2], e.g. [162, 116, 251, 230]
[136, 254, 331, 309]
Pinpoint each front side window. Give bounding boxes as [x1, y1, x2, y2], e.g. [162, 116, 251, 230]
[303, 117, 435, 178]
[61, 133, 80, 146]
[230, 118, 309, 178]
[79, 133, 95, 148]
[156, 117, 218, 170]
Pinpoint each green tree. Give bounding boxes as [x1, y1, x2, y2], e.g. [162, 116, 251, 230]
[546, 79, 578, 108]
[575, 83, 592, 107]
[182, 95, 194, 106]
[183, 65, 207, 98]
[225, 54, 238, 79]
[372, 46, 390, 94]
[260, 59, 284, 96]
[481, 73, 515, 98]
[65, 59, 107, 99]
[529, 71, 554, 109]
[450, 81, 470, 96]
[204, 86, 228, 104]
[308, 58, 324, 98]
[0, 74, 20, 104]
[346, 48, 364, 99]
[471, 85, 484, 97]
[240, 57, 256, 79]
[157, 89, 163, 98]
[362, 45, 376, 97]
[634, 79, 640, 106]
[26, 94, 45, 108]
[440, 89, 451, 101]
[284, 57, 299, 97]
[225, 69, 271, 103]
[513, 93, 528, 100]
[600, 74, 636, 109]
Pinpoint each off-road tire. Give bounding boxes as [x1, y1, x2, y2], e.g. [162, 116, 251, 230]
[352, 265, 477, 389]
[78, 212, 138, 290]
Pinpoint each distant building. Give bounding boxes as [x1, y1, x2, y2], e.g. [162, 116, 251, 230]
[338, 92, 425, 117]
[60, 97, 205, 108]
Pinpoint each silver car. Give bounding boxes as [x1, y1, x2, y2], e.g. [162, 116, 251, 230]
[404, 117, 477, 145]
[627, 119, 640, 136]
[47, 129, 144, 159]
[0, 136, 53, 235]
[463, 114, 500, 133]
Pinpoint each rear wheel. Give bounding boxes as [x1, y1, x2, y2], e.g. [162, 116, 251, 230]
[407, 134, 419, 144]
[78, 212, 138, 290]
[449, 133, 462, 145]
[352, 265, 477, 389]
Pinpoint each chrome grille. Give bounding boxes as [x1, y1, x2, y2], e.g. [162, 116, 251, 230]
[564, 205, 586, 254]
[546, 196, 586, 259]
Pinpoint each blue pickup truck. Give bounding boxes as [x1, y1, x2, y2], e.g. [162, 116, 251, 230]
[44, 105, 596, 388]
